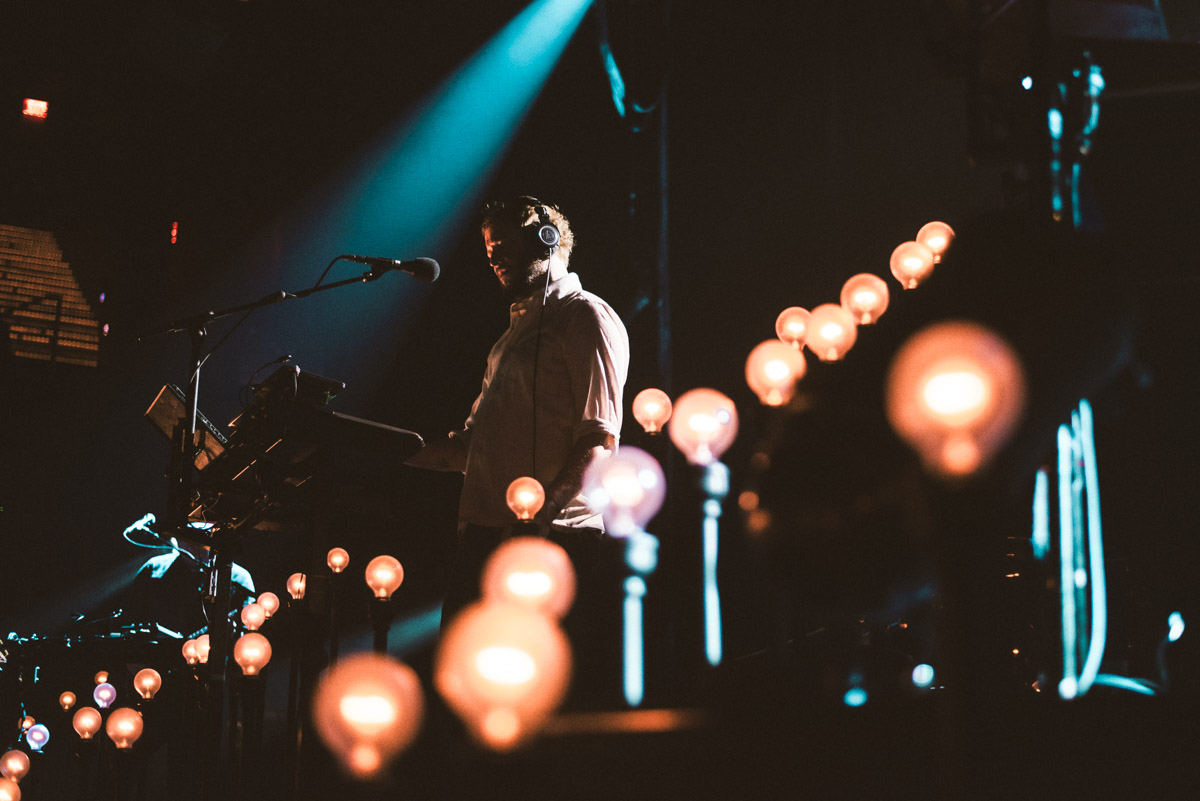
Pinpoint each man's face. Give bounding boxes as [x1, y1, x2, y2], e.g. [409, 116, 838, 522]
[483, 221, 547, 301]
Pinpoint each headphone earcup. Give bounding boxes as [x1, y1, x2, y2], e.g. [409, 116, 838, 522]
[531, 205, 560, 257]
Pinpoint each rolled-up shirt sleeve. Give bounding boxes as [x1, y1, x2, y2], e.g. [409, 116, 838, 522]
[563, 301, 629, 444]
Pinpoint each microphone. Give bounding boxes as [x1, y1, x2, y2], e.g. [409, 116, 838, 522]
[341, 254, 440, 283]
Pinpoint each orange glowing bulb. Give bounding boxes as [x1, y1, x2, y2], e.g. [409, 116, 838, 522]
[17, 718, 32, 731]
[59, 691, 76, 711]
[72, 707, 102, 740]
[667, 389, 739, 466]
[327, 547, 350, 574]
[133, 668, 162, 700]
[257, 592, 281, 617]
[105, 708, 144, 750]
[632, 388, 673, 434]
[505, 476, 546, 521]
[916, 221, 955, 262]
[0, 750, 30, 783]
[364, 555, 405, 600]
[0, 777, 19, 801]
[182, 639, 199, 665]
[775, 306, 811, 349]
[286, 573, 307, 600]
[194, 634, 211, 664]
[241, 602, 266, 631]
[745, 339, 807, 406]
[481, 537, 576, 620]
[804, 303, 858, 362]
[233, 632, 273, 676]
[889, 240, 936, 289]
[840, 273, 890, 325]
[93, 671, 108, 685]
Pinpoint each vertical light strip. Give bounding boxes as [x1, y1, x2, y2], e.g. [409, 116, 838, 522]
[703, 499, 723, 667]
[1057, 423, 1078, 698]
[1032, 468, 1050, 560]
[1076, 400, 1107, 695]
[623, 576, 646, 707]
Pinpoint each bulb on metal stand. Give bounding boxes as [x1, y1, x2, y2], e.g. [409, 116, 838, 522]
[365, 556, 404, 600]
[327, 547, 350, 574]
[286, 573, 307, 600]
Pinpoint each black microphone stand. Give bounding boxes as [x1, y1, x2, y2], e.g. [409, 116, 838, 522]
[139, 267, 395, 801]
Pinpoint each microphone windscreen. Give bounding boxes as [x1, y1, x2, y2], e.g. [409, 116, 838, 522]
[411, 257, 440, 282]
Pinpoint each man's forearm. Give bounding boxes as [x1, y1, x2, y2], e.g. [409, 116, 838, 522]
[540, 432, 616, 522]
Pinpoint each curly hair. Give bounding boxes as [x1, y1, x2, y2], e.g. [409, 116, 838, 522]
[481, 196, 576, 266]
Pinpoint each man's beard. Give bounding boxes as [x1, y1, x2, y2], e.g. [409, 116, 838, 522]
[502, 261, 549, 301]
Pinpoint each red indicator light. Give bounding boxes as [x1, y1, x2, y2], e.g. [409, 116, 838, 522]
[22, 98, 48, 119]
[170, 221, 179, 244]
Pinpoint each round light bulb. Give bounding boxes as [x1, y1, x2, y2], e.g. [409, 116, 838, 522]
[286, 573, 307, 600]
[257, 591, 281, 618]
[505, 477, 545, 521]
[58, 691, 76, 711]
[775, 306, 811, 349]
[0, 750, 30, 783]
[805, 303, 858, 362]
[93, 682, 116, 709]
[93, 671, 108, 685]
[667, 389, 739, 466]
[133, 668, 162, 700]
[840, 273, 890, 325]
[364, 555, 405, 600]
[241, 602, 266, 631]
[24, 725, 48, 752]
[194, 634, 211, 665]
[886, 320, 1026, 479]
[105, 708, 143, 750]
[481, 537, 576, 620]
[182, 639, 199, 665]
[632, 388, 673, 434]
[435, 601, 571, 751]
[916, 221, 955, 263]
[327, 547, 350, 574]
[72, 707, 102, 740]
[889, 240, 936, 289]
[0, 777, 19, 801]
[745, 339, 807, 406]
[17, 718, 32, 731]
[312, 652, 425, 779]
[581, 446, 667, 536]
[233, 632, 273, 676]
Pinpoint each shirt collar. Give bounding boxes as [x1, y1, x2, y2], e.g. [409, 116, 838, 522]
[510, 272, 581, 317]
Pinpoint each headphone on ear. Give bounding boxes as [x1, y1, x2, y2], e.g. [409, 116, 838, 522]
[517, 196, 561, 257]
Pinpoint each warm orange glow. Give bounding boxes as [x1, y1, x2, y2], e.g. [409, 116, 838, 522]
[134, 668, 162, 700]
[72, 707, 103, 740]
[233, 632, 273, 675]
[667, 389, 738, 466]
[94, 671, 109, 685]
[257, 591, 281, 617]
[364, 555, 405, 600]
[286, 573, 307, 600]
[482, 537, 576, 620]
[840, 273, 890, 325]
[581, 446, 666, 535]
[0, 777, 19, 801]
[805, 303, 858, 362]
[22, 98, 47, 119]
[745, 339, 807, 406]
[0, 750, 29, 783]
[916, 221, 955, 262]
[105, 708, 144, 750]
[311, 652, 425, 778]
[59, 691, 77, 711]
[889, 241, 936, 289]
[18, 718, 32, 731]
[241, 602, 266, 631]
[182, 639, 199, 665]
[886, 321, 1026, 479]
[775, 306, 811, 349]
[631, 388, 673, 434]
[505, 476, 546, 521]
[194, 634, 211, 664]
[327, 547, 350, 574]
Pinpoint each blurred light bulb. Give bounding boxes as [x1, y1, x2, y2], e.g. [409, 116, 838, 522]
[327, 547, 350, 574]
[916, 221, 955, 262]
[24, 725, 48, 752]
[505, 477, 545, 521]
[133, 668, 162, 700]
[233, 632, 273, 676]
[72, 707, 102, 740]
[0, 777, 18, 801]
[775, 306, 811, 349]
[93, 682, 116, 709]
[745, 339, 807, 406]
[582, 446, 666, 536]
[889, 241, 936, 289]
[0, 750, 29, 783]
[194, 634, 211, 665]
[286, 573, 307, 600]
[668, 389, 738, 466]
[312, 652, 425, 779]
[93, 671, 109, 685]
[481, 537, 576, 619]
[182, 639, 199, 665]
[365, 556, 405, 600]
[805, 303, 858, 362]
[105, 708, 143, 750]
[435, 601, 571, 752]
[241, 602, 266, 631]
[18, 718, 32, 731]
[840, 273, 890, 325]
[632, 388, 673, 434]
[886, 320, 1026, 479]
[257, 591, 281, 618]
[59, 691, 76, 711]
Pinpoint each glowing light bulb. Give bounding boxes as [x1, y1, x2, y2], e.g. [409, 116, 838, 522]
[327, 547, 350, 574]
[745, 339, 807, 406]
[72, 707, 102, 740]
[582, 446, 666, 536]
[182, 639, 199, 665]
[133, 668, 162, 700]
[286, 573, 307, 600]
[364, 555, 405, 600]
[25, 725, 48, 752]
[886, 321, 1026, 479]
[481, 537, 576, 620]
[194, 634, 211, 665]
[840, 273, 890, 325]
[258, 591, 281, 618]
[435, 601, 571, 752]
[0, 750, 30, 783]
[105, 708, 143, 750]
[667, 389, 738, 466]
[59, 691, 77, 711]
[18, 718, 32, 731]
[505, 477, 545, 521]
[632, 388, 673, 434]
[233, 632, 273, 676]
[0, 777, 19, 801]
[93, 671, 109, 685]
[312, 652, 425, 779]
[241, 602, 266, 631]
[916, 221, 955, 262]
[805, 303, 858, 362]
[93, 682, 117, 709]
[775, 306, 811, 349]
[889, 241, 936, 289]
